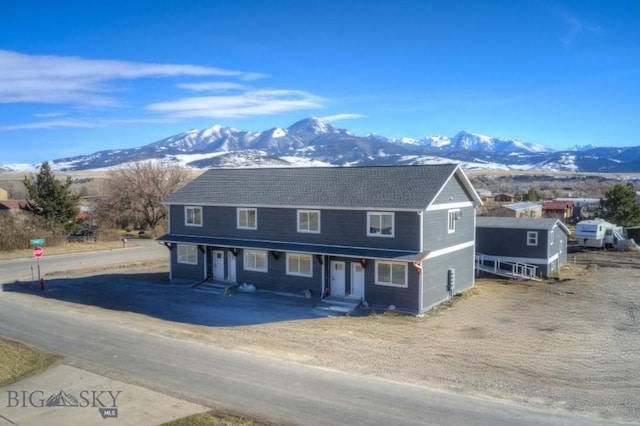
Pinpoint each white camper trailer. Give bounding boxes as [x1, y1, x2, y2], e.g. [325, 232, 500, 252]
[575, 219, 624, 248]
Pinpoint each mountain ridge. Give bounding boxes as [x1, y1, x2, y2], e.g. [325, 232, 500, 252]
[2, 117, 640, 173]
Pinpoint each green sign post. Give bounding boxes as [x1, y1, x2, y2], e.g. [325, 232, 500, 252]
[30, 238, 45, 247]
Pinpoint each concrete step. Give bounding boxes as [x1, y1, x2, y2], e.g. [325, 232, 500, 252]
[193, 282, 228, 295]
[314, 296, 361, 316]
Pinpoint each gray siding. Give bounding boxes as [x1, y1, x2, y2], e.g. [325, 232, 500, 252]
[170, 244, 206, 281]
[476, 227, 550, 259]
[364, 261, 421, 313]
[236, 249, 323, 295]
[170, 205, 421, 251]
[421, 245, 475, 311]
[423, 206, 476, 252]
[432, 174, 474, 205]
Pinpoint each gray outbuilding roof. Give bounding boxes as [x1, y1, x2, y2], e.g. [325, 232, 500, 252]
[163, 164, 481, 210]
[477, 216, 571, 234]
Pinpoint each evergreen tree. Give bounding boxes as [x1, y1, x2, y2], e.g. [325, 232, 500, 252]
[22, 162, 81, 233]
[597, 183, 640, 227]
[524, 188, 539, 201]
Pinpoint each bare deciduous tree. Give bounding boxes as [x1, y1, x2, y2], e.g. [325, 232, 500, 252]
[99, 161, 192, 233]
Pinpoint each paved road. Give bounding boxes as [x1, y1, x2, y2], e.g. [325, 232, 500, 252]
[0, 250, 629, 426]
[0, 240, 166, 283]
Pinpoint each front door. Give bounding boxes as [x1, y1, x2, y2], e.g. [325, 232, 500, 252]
[330, 261, 345, 296]
[227, 251, 237, 282]
[212, 250, 225, 281]
[351, 262, 365, 299]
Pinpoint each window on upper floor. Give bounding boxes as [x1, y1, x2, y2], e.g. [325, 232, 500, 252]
[367, 212, 394, 237]
[177, 244, 197, 265]
[448, 209, 460, 233]
[375, 261, 407, 287]
[237, 208, 257, 230]
[527, 231, 538, 246]
[244, 250, 267, 272]
[185, 206, 202, 227]
[297, 210, 320, 233]
[286, 253, 313, 277]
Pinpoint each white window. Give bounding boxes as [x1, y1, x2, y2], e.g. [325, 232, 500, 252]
[527, 231, 538, 246]
[448, 209, 460, 233]
[375, 261, 407, 287]
[297, 210, 320, 233]
[177, 244, 197, 265]
[287, 253, 313, 277]
[367, 212, 394, 237]
[237, 208, 257, 229]
[244, 250, 267, 272]
[185, 206, 202, 227]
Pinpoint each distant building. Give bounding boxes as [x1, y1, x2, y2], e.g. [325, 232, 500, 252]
[494, 201, 542, 218]
[494, 193, 516, 203]
[0, 187, 7, 200]
[554, 198, 600, 220]
[0, 200, 25, 214]
[543, 201, 574, 222]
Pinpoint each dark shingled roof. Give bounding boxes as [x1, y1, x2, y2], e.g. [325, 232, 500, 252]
[477, 216, 571, 234]
[164, 164, 474, 210]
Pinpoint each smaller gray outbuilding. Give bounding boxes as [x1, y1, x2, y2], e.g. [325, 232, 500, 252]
[476, 217, 570, 278]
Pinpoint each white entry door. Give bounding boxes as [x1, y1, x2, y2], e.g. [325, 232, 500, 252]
[212, 250, 225, 281]
[227, 252, 237, 282]
[330, 261, 345, 296]
[351, 262, 365, 299]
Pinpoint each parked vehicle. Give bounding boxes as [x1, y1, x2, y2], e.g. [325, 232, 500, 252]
[575, 219, 623, 248]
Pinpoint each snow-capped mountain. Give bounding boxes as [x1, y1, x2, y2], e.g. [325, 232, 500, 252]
[3, 117, 639, 173]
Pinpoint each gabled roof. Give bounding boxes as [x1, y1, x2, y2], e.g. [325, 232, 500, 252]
[164, 164, 482, 210]
[477, 216, 571, 235]
[543, 201, 574, 210]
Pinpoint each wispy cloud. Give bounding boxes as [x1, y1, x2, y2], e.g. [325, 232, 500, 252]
[178, 82, 248, 92]
[543, 3, 602, 48]
[0, 119, 94, 131]
[147, 89, 325, 119]
[0, 50, 260, 106]
[560, 16, 601, 47]
[0, 50, 325, 129]
[321, 113, 366, 122]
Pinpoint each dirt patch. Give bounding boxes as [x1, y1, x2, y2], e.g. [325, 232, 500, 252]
[4, 249, 640, 422]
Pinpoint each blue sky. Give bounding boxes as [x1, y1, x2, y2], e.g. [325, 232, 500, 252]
[1, 0, 639, 164]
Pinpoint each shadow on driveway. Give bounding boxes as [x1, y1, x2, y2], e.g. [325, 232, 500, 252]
[2, 272, 325, 327]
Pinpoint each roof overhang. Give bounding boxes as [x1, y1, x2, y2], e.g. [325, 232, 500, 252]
[157, 234, 428, 262]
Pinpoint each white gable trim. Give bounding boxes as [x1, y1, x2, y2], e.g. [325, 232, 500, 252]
[426, 201, 473, 212]
[424, 240, 475, 260]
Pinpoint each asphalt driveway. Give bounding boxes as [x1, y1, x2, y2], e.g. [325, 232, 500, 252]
[2, 272, 325, 327]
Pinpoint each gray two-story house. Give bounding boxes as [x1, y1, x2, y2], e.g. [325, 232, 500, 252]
[158, 164, 482, 315]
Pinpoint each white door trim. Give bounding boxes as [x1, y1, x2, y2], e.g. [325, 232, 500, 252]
[330, 261, 346, 297]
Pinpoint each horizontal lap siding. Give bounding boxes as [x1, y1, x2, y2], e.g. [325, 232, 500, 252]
[236, 250, 323, 296]
[433, 174, 475, 204]
[422, 245, 475, 312]
[365, 262, 421, 313]
[170, 205, 421, 251]
[476, 227, 549, 259]
[170, 245, 205, 282]
[423, 207, 475, 251]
